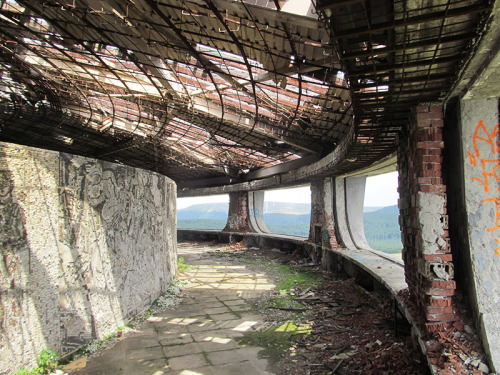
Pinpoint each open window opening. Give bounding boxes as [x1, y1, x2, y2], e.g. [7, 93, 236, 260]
[177, 194, 229, 230]
[363, 171, 402, 257]
[263, 185, 311, 237]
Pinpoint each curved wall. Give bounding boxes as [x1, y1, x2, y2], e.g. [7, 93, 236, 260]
[0, 142, 177, 373]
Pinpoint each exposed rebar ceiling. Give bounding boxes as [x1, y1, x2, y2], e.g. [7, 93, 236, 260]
[0, 0, 492, 189]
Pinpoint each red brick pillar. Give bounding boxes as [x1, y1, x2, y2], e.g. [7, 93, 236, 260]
[308, 178, 339, 250]
[398, 104, 456, 332]
[223, 191, 251, 232]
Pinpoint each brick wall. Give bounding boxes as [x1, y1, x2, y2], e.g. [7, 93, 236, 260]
[223, 191, 251, 232]
[398, 104, 456, 332]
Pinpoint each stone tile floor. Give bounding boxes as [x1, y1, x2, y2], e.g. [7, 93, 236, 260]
[72, 243, 275, 374]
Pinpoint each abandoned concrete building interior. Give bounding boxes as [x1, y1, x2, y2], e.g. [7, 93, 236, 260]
[0, 0, 499, 373]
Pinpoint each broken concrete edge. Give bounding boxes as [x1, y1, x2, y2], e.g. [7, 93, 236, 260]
[177, 229, 448, 373]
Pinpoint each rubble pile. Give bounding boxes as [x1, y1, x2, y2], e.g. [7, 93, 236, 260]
[398, 289, 488, 375]
[276, 278, 428, 375]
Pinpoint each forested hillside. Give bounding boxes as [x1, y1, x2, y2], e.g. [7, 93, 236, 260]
[264, 213, 310, 236]
[177, 203, 402, 254]
[363, 205, 402, 254]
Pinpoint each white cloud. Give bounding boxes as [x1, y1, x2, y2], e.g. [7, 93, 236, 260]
[364, 171, 399, 207]
[264, 186, 311, 203]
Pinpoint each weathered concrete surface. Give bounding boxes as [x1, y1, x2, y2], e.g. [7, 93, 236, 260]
[452, 0, 500, 99]
[345, 176, 370, 250]
[247, 191, 270, 233]
[0, 142, 177, 374]
[178, 125, 356, 197]
[333, 177, 356, 249]
[72, 243, 274, 375]
[460, 99, 500, 372]
[417, 192, 447, 254]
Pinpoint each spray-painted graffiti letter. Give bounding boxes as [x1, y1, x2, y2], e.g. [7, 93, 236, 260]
[467, 151, 477, 166]
[472, 120, 500, 157]
[471, 159, 500, 193]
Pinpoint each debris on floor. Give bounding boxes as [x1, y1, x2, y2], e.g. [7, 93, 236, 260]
[398, 289, 488, 375]
[202, 243, 429, 374]
[201, 241, 489, 375]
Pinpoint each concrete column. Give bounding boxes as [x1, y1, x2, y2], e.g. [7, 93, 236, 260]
[398, 104, 456, 333]
[247, 191, 270, 233]
[308, 178, 339, 250]
[333, 178, 357, 249]
[223, 191, 251, 232]
[455, 99, 500, 372]
[345, 176, 370, 249]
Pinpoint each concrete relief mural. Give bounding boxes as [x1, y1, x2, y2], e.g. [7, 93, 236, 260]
[466, 120, 500, 256]
[57, 154, 175, 349]
[0, 170, 26, 246]
[0, 143, 177, 373]
[0, 168, 31, 369]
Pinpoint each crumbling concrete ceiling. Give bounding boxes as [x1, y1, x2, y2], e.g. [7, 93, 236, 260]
[0, 0, 492, 189]
[0, 0, 351, 183]
[317, 0, 493, 175]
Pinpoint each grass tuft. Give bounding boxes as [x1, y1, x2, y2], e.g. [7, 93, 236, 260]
[177, 256, 190, 274]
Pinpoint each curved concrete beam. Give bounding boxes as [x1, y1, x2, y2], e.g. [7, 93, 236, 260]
[178, 125, 355, 197]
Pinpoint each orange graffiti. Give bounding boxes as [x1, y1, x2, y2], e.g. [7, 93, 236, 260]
[471, 159, 500, 193]
[483, 198, 500, 233]
[467, 151, 477, 166]
[468, 120, 500, 257]
[468, 121, 500, 193]
[472, 120, 500, 157]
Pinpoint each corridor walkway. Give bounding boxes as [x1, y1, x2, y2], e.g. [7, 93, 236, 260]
[73, 243, 276, 375]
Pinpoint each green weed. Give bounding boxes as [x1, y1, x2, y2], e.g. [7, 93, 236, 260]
[14, 349, 59, 375]
[177, 256, 190, 273]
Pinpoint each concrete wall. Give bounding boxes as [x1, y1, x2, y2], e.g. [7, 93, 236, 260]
[333, 177, 370, 250]
[0, 142, 177, 373]
[459, 99, 500, 372]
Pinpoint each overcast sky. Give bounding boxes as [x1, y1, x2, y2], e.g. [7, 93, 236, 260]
[364, 171, 399, 207]
[177, 171, 399, 209]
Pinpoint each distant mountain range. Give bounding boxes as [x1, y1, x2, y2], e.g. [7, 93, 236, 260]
[178, 202, 386, 219]
[177, 203, 228, 221]
[177, 202, 402, 254]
